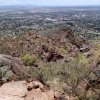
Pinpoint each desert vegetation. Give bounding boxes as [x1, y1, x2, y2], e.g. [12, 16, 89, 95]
[0, 26, 99, 100]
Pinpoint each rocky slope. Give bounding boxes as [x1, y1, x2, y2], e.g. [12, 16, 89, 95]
[0, 27, 99, 100]
[0, 27, 89, 57]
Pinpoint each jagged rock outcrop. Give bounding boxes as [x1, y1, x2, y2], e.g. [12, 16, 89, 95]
[42, 45, 63, 62]
[0, 54, 30, 84]
[59, 28, 86, 46]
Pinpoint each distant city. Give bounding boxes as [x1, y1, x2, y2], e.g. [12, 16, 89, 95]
[0, 6, 100, 40]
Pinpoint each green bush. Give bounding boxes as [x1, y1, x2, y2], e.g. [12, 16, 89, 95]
[21, 53, 38, 66]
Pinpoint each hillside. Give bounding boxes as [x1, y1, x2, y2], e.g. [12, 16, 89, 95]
[0, 27, 100, 100]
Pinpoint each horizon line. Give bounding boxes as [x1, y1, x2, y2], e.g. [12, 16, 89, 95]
[0, 4, 100, 7]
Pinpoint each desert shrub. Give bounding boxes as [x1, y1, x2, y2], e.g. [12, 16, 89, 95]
[21, 53, 38, 66]
[31, 62, 60, 84]
[31, 53, 90, 91]
[0, 67, 11, 85]
[29, 52, 92, 99]
[67, 54, 90, 83]
[27, 52, 98, 99]
[57, 47, 67, 54]
[0, 68, 6, 80]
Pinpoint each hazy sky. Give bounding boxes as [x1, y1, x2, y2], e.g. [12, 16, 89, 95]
[0, 0, 100, 6]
